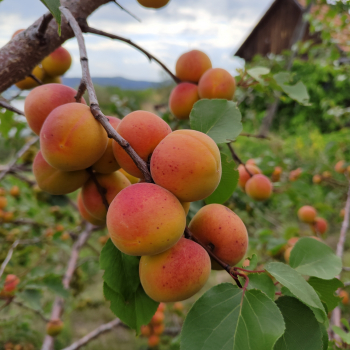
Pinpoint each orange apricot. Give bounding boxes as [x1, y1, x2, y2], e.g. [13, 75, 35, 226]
[340, 290, 349, 305]
[107, 183, 186, 256]
[3, 212, 14, 222]
[42, 75, 62, 84]
[140, 325, 151, 337]
[33, 151, 89, 195]
[92, 117, 121, 174]
[271, 166, 282, 182]
[55, 225, 64, 232]
[335, 160, 346, 173]
[198, 68, 236, 100]
[118, 168, 139, 184]
[0, 196, 7, 209]
[297, 206, 317, 223]
[287, 237, 299, 247]
[153, 323, 165, 335]
[77, 192, 105, 226]
[150, 130, 221, 202]
[157, 302, 166, 312]
[15, 66, 44, 90]
[173, 302, 184, 312]
[40, 103, 108, 171]
[9, 186, 20, 197]
[189, 204, 248, 268]
[246, 159, 256, 165]
[169, 82, 199, 120]
[82, 171, 130, 221]
[42, 47, 72, 77]
[112, 111, 171, 178]
[284, 246, 293, 264]
[322, 171, 332, 179]
[151, 311, 164, 325]
[289, 168, 302, 181]
[24, 84, 86, 135]
[311, 217, 328, 235]
[4, 274, 20, 293]
[137, 0, 170, 8]
[181, 202, 191, 215]
[175, 50, 212, 83]
[245, 174, 273, 201]
[313, 174, 322, 184]
[238, 164, 261, 190]
[46, 319, 64, 337]
[140, 238, 211, 302]
[148, 335, 160, 347]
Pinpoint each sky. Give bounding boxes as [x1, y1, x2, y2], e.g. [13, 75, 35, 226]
[0, 0, 274, 82]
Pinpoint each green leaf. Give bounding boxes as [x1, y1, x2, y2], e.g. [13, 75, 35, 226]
[320, 323, 329, 350]
[103, 282, 158, 335]
[190, 99, 243, 144]
[100, 239, 140, 300]
[265, 262, 326, 322]
[308, 277, 343, 312]
[274, 296, 323, 350]
[17, 288, 42, 311]
[40, 0, 62, 34]
[332, 326, 350, 344]
[41, 274, 68, 298]
[205, 152, 238, 204]
[0, 110, 15, 137]
[247, 67, 270, 84]
[290, 237, 342, 279]
[180, 283, 285, 350]
[246, 273, 275, 300]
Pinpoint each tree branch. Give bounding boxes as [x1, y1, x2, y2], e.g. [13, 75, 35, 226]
[86, 167, 109, 210]
[239, 132, 271, 140]
[113, 1, 141, 22]
[227, 143, 253, 177]
[0, 100, 25, 116]
[0, 240, 20, 280]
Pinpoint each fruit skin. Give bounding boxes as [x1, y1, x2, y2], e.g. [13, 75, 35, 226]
[40, 103, 108, 171]
[24, 84, 86, 135]
[150, 130, 221, 202]
[173, 302, 184, 312]
[82, 171, 130, 221]
[335, 160, 346, 173]
[10, 186, 20, 197]
[313, 174, 322, 184]
[92, 117, 121, 174]
[137, 0, 170, 9]
[3, 212, 14, 222]
[4, 274, 20, 293]
[46, 319, 64, 337]
[271, 166, 282, 182]
[284, 246, 293, 264]
[181, 202, 191, 215]
[140, 325, 151, 337]
[339, 290, 349, 305]
[298, 205, 317, 223]
[33, 151, 89, 195]
[175, 50, 212, 83]
[289, 168, 302, 181]
[189, 204, 248, 269]
[112, 111, 171, 178]
[322, 171, 332, 179]
[169, 82, 199, 120]
[107, 183, 186, 256]
[42, 47, 72, 77]
[140, 238, 211, 302]
[238, 164, 261, 190]
[151, 311, 164, 325]
[157, 302, 166, 312]
[198, 68, 236, 100]
[287, 237, 299, 247]
[153, 323, 165, 335]
[311, 217, 328, 235]
[77, 192, 105, 226]
[12, 29, 24, 38]
[245, 174, 273, 201]
[0, 196, 7, 209]
[15, 66, 44, 90]
[118, 168, 139, 184]
[148, 335, 160, 347]
[42, 75, 62, 84]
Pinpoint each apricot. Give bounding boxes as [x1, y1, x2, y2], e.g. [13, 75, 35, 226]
[60, 232, 70, 241]
[340, 290, 349, 305]
[3, 212, 13, 223]
[271, 166, 282, 182]
[40, 103, 108, 171]
[82, 171, 130, 221]
[107, 183, 185, 256]
[313, 174, 322, 184]
[15, 66, 44, 90]
[98, 235, 109, 245]
[112, 111, 171, 178]
[289, 168, 302, 181]
[151, 311, 164, 325]
[0, 188, 6, 196]
[12, 29, 24, 38]
[140, 238, 210, 302]
[92, 117, 121, 174]
[46, 319, 64, 337]
[284, 246, 293, 264]
[287, 237, 299, 247]
[153, 323, 165, 335]
[151, 130, 221, 202]
[335, 160, 346, 173]
[246, 159, 256, 165]
[118, 168, 139, 184]
[189, 204, 248, 268]
[169, 82, 199, 119]
[198, 68, 236, 100]
[140, 325, 151, 337]
[148, 335, 160, 347]
[157, 303, 166, 312]
[175, 50, 212, 83]
[24, 84, 86, 135]
[77, 192, 105, 226]
[298, 205, 317, 223]
[173, 302, 184, 312]
[10, 186, 20, 197]
[42, 47, 72, 77]
[33, 151, 89, 195]
[0, 196, 7, 209]
[181, 202, 191, 215]
[238, 164, 261, 190]
[55, 224, 64, 232]
[4, 274, 20, 293]
[245, 174, 273, 201]
[322, 171, 332, 179]
[42, 75, 62, 84]
[137, 0, 170, 8]
[311, 217, 328, 235]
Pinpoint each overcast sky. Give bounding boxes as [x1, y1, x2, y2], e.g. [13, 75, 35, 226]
[0, 0, 274, 82]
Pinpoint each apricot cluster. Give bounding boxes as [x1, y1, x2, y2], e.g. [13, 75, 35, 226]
[297, 205, 328, 235]
[169, 50, 236, 119]
[0, 189, 15, 223]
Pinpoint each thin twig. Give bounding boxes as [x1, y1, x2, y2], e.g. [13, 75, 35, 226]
[239, 133, 271, 140]
[343, 267, 350, 272]
[12, 300, 49, 322]
[0, 240, 20, 280]
[5, 171, 36, 186]
[36, 13, 53, 44]
[86, 167, 109, 210]
[113, 1, 141, 22]
[28, 74, 43, 85]
[227, 143, 253, 177]
[60, 7, 152, 182]
[0, 100, 25, 116]
[8, 90, 23, 102]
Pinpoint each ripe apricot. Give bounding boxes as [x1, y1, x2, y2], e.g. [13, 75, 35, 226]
[24, 84, 86, 135]
[55, 224, 64, 232]
[287, 237, 299, 247]
[153, 323, 165, 335]
[313, 174, 322, 184]
[173, 302, 184, 312]
[289, 168, 302, 181]
[3, 212, 14, 222]
[246, 159, 256, 165]
[189, 204, 248, 268]
[169, 82, 199, 119]
[157, 302, 166, 312]
[33, 151, 89, 195]
[137, 0, 170, 9]
[322, 171, 332, 179]
[118, 168, 139, 184]
[92, 117, 121, 174]
[42, 47, 72, 77]
[9, 186, 20, 197]
[82, 171, 130, 221]
[77, 192, 105, 226]
[42, 75, 62, 84]
[298, 205, 317, 223]
[46, 319, 64, 337]
[98, 235, 109, 245]
[40, 103, 108, 171]
[198, 68, 236, 100]
[15, 66, 44, 90]
[140, 325, 151, 337]
[4, 274, 20, 292]
[245, 174, 273, 201]
[140, 238, 211, 302]
[151, 130, 221, 202]
[335, 160, 346, 173]
[181, 202, 191, 215]
[311, 217, 328, 235]
[271, 166, 282, 182]
[107, 183, 185, 256]
[0, 196, 7, 209]
[60, 232, 70, 241]
[340, 290, 349, 305]
[284, 246, 293, 264]
[238, 164, 261, 190]
[148, 335, 160, 347]
[112, 111, 171, 178]
[151, 311, 164, 325]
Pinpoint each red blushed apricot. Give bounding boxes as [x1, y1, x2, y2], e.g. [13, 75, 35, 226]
[92, 117, 121, 174]
[298, 205, 317, 223]
[148, 335, 160, 347]
[287, 237, 299, 247]
[238, 164, 261, 190]
[151, 130, 221, 202]
[245, 174, 273, 201]
[77, 191, 105, 226]
[107, 183, 186, 256]
[139, 238, 211, 302]
[189, 204, 248, 269]
[175, 50, 212, 83]
[169, 82, 199, 120]
[112, 111, 171, 178]
[335, 160, 346, 173]
[4, 274, 20, 292]
[289, 168, 302, 181]
[82, 171, 130, 221]
[42, 47, 72, 77]
[137, 0, 170, 8]
[33, 151, 89, 195]
[311, 217, 328, 235]
[40, 103, 108, 171]
[118, 168, 139, 184]
[15, 66, 44, 90]
[24, 84, 86, 135]
[198, 68, 236, 100]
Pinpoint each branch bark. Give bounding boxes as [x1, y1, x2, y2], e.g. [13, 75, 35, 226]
[0, 99, 25, 116]
[227, 143, 253, 177]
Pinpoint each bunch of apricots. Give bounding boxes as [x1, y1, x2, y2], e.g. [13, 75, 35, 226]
[169, 49, 236, 120]
[141, 303, 166, 347]
[298, 205, 328, 235]
[23, 81, 249, 303]
[0, 186, 18, 223]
